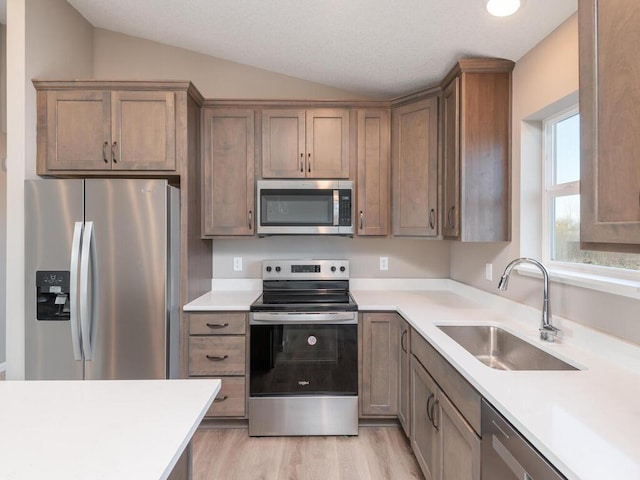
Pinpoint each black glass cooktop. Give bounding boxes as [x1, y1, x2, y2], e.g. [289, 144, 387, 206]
[250, 280, 358, 312]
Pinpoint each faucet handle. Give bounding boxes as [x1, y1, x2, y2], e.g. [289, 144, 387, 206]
[540, 324, 562, 342]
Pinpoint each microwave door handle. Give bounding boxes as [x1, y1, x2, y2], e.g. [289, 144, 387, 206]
[333, 190, 339, 226]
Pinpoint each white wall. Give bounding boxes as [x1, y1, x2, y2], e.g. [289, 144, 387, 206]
[5, 0, 92, 379]
[212, 238, 450, 279]
[450, 14, 640, 345]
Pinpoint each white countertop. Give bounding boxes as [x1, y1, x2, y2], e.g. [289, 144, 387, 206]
[0, 379, 221, 480]
[183, 279, 640, 480]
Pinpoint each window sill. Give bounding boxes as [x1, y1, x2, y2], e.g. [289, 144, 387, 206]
[514, 264, 640, 300]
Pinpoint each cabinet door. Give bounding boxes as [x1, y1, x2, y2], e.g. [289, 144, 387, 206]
[360, 313, 399, 416]
[579, 0, 640, 250]
[442, 78, 460, 239]
[437, 392, 481, 480]
[43, 90, 111, 171]
[392, 97, 439, 236]
[410, 356, 438, 480]
[262, 109, 306, 178]
[202, 108, 255, 236]
[357, 109, 390, 236]
[398, 319, 411, 437]
[111, 91, 176, 171]
[306, 109, 350, 178]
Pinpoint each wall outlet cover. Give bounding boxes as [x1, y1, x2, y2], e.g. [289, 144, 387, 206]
[233, 257, 243, 271]
[380, 257, 389, 271]
[485, 263, 493, 281]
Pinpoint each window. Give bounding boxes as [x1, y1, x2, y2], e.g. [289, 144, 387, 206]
[543, 107, 640, 276]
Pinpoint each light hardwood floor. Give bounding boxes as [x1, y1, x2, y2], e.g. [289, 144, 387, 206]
[192, 426, 424, 480]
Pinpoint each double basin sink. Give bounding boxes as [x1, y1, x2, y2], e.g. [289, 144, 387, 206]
[437, 325, 578, 371]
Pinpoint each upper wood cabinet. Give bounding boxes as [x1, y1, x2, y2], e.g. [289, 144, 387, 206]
[201, 108, 255, 236]
[356, 109, 390, 236]
[579, 0, 640, 251]
[262, 108, 350, 179]
[440, 59, 514, 242]
[35, 83, 180, 174]
[391, 96, 439, 237]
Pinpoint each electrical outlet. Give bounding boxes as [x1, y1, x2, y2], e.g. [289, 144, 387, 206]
[380, 257, 389, 271]
[233, 257, 243, 272]
[485, 263, 493, 281]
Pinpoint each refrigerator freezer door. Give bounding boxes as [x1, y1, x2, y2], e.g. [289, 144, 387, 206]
[83, 179, 169, 380]
[25, 179, 85, 380]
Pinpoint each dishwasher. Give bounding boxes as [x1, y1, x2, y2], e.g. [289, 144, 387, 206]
[482, 400, 567, 479]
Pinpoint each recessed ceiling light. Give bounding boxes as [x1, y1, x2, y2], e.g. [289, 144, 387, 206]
[486, 0, 522, 17]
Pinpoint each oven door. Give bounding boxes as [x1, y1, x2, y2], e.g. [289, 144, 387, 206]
[249, 313, 357, 397]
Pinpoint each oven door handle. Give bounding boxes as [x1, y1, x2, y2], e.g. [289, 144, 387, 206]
[250, 312, 357, 325]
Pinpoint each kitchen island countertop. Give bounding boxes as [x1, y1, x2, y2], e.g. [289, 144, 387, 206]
[0, 379, 220, 480]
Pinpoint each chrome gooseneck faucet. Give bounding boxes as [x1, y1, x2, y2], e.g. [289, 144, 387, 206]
[497, 258, 561, 342]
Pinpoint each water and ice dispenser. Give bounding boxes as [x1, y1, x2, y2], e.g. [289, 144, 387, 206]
[36, 271, 70, 321]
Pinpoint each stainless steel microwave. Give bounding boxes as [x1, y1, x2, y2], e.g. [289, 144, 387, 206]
[256, 180, 354, 235]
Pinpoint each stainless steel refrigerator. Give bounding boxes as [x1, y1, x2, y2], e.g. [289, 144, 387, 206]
[25, 179, 180, 380]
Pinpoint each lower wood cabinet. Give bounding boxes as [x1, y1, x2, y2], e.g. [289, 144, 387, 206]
[410, 356, 480, 480]
[398, 317, 411, 436]
[359, 312, 399, 417]
[187, 312, 248, 418]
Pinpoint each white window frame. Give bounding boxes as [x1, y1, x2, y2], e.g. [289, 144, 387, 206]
[539, 105, 640, 285]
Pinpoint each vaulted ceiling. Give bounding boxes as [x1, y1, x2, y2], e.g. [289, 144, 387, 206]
[7, 0, 578, 98]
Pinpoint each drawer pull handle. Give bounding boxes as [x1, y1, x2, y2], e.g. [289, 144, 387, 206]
[400, 330, 408, 353]
[213, 395, 228, 403]
[206, 323, 229, 329]
[426, 393, 435, 421]
[103, 141, 109, 163]
[111, 141, 118, 163]
[206, 354, 228, 361]
[432, 399, 440, 430]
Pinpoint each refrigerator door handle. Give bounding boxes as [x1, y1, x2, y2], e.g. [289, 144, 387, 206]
[80, 221, 99, 361]
[69, 222, 84, 361]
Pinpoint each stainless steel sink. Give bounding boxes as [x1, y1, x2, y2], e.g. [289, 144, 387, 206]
[437, 325, 578, 371]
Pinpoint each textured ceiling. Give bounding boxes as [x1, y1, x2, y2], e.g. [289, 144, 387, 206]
[70, 1, 575, 98]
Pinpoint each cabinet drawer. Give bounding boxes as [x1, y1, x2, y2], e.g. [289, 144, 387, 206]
[188, 337, 245, 376]
[206, 377, 246, 417]
[189, 313, 247, 335]
[411, 329, 481, 435]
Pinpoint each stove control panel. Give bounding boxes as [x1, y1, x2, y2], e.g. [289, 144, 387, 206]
[262, 259, 349, 280]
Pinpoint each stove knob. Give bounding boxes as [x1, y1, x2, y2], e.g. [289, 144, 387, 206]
[331, 266, 337, 272]
[340, 266, 346, 272]
[266, 266, 272, 273]
[275, 266, 281, 273]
